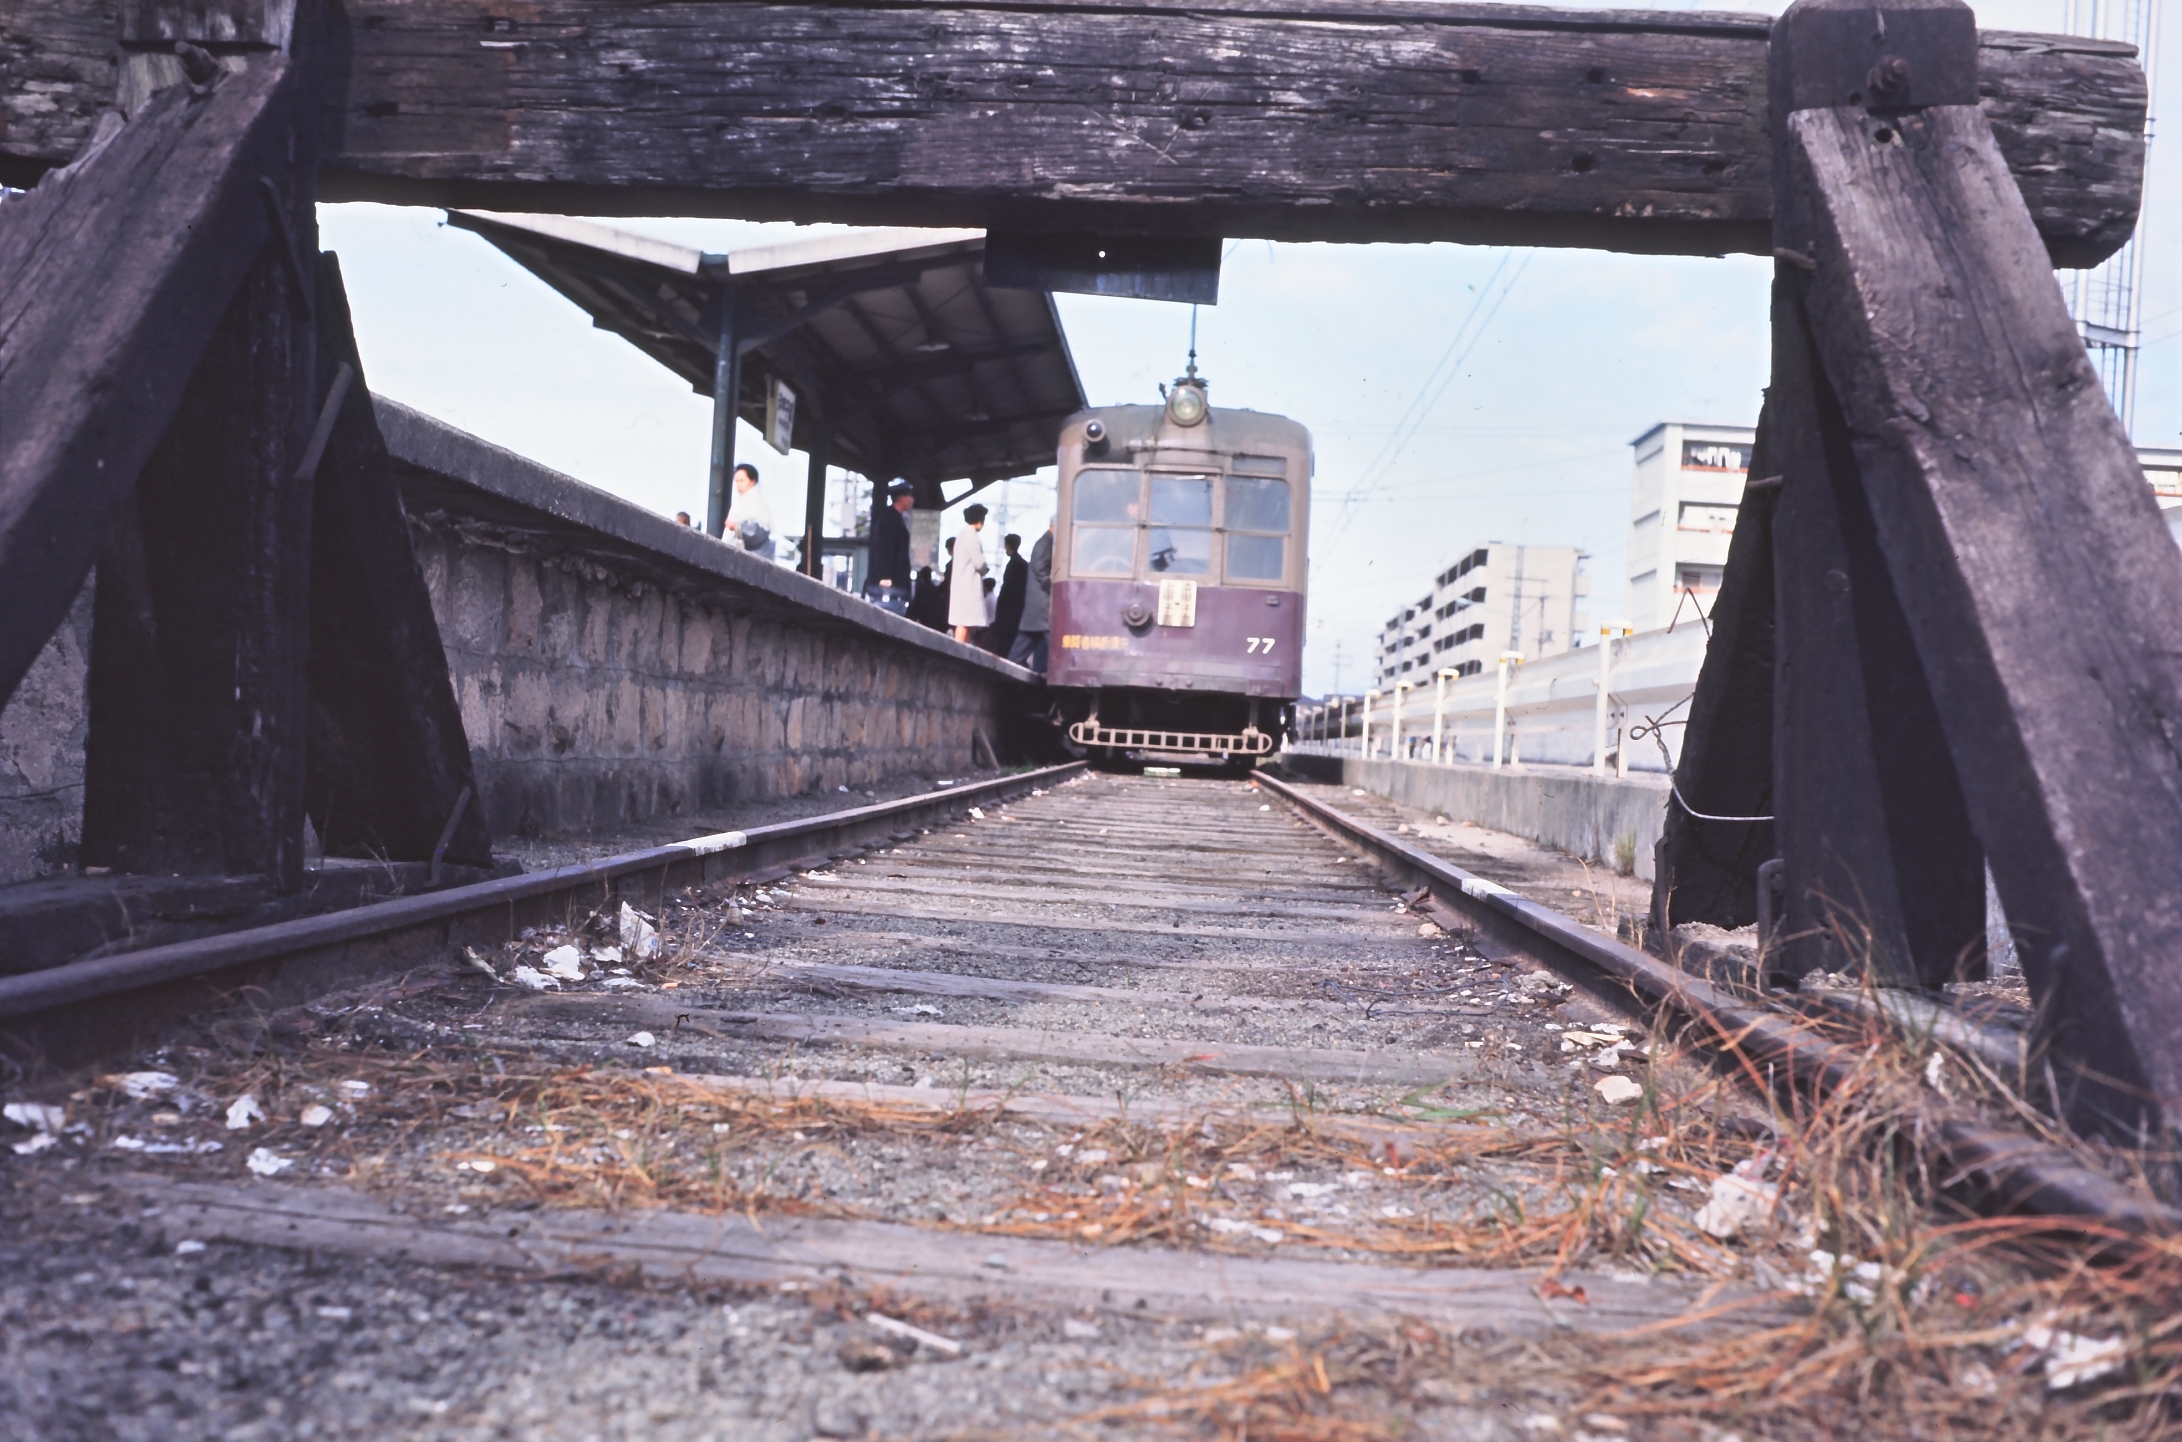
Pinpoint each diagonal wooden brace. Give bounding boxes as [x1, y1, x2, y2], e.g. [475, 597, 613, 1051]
[1766, 269, 1983, 990]
[1652, 409, 1776, 936]
[1776, 0, 2182, 1140]
[303, 253, 494, 869]
[0, 56, 305, 712]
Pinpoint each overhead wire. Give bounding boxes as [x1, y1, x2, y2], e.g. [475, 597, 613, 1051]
[1322, 248, 1535, 546]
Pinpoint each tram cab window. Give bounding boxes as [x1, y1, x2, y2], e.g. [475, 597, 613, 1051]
[1071, 468, 1139, 574]
[1148, 475, 1215, 575]
[1223, 475, 1290, 582]
[1073, 469, 1139, 524]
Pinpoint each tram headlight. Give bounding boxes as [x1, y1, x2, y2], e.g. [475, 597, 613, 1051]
[1166, 381, 1208, 427]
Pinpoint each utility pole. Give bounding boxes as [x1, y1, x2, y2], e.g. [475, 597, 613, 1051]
[1508, 545, 1528, 659]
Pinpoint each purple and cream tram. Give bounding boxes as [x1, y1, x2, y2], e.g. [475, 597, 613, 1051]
[1047, 372, 1310, 764]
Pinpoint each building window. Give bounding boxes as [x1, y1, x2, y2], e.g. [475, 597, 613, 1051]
[1678, 501, 1738, 534]
[1677, 564, 1724, 594]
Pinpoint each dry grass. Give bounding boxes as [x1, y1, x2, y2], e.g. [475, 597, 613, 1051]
[54, 938, 2182, 1439]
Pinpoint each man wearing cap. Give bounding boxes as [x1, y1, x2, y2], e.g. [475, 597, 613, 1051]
[866, 480, 916, 616]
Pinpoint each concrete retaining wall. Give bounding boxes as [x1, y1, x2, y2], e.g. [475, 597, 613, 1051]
[1281, 753, 1670, 883]
[0, 399, 1035, 882]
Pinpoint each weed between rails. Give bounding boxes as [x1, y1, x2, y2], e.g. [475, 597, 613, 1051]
[57, 955, 2182, 1437]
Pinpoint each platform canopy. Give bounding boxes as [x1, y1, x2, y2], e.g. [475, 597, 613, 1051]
[447, 212, 1087, 521]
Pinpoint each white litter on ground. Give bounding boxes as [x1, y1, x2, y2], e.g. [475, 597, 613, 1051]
[224, 1095, 264, 1130]
[510, 965, 561, 991]
[617, 902, 662, 960]
[540, 945, 586, 981]
[110, 1072, 180, 1100]
[299, 1105, 334, 1128]
[5, 1101, 65, 1134]
[246, 1147, 294, 1177]
[1594, 1075, 1645, 1105]
[112, 1136, 222, 1155]
[867, 1311, 965, 1357]
[6, 1102, 63, 1155]
[1693, 1156, 1779, 1240]
[627, 1031, 657, 1048]
[2017, 1312, 2131, 1390]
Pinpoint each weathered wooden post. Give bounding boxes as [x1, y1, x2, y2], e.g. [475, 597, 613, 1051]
[1765, 3, 1987, 989]
[1760, 0, 2182, 1140]
[0, 1, 491, 902]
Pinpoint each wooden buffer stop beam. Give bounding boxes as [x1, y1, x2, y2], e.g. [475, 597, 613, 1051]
[0, 0, 2176, 1152]
[0, 0, 2149, 264]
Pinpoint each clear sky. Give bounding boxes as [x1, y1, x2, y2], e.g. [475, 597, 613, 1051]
[320, 0, 2175, 699]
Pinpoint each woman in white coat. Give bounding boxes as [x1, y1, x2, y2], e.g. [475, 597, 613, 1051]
[948, 504, 992, 643]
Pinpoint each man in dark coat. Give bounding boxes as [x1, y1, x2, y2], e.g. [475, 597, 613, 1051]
[985, 533, 1028, 655]
[865, 480, 916, 615]
[1009, 521, 1054, 672]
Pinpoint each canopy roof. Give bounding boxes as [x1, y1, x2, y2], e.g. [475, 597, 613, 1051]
[447, 212, 1085, 499]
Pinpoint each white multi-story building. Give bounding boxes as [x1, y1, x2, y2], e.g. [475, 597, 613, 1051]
[1372, 543, 1587, 689]
[1626, 426, 2182, 631]
[1625, 421, 1754, 633]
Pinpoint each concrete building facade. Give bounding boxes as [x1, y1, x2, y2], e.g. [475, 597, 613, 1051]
[1625, 421, 1755, 633]
[1373, 543, 1587, 689]
[1624, 426, 2182, 633]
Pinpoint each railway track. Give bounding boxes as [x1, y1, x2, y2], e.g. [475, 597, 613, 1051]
[2, 770, 2174, 1439]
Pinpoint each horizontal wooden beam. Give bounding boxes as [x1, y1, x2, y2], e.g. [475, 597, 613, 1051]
[0, 1, 2147, 264]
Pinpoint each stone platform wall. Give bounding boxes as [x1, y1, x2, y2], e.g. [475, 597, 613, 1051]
[0, 399, 1036, 880]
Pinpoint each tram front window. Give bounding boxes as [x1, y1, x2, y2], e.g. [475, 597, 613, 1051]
[1074, 469, 1139, 523]
[1148, 475, 1214, 575]
[1223, 476, 1290, 582]
[1071, 468, 1140, 575]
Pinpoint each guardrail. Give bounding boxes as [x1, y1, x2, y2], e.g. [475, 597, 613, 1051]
[1291, 623, 1708, 773]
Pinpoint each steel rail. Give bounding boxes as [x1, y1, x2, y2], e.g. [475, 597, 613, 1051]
[0, 762, 1086, 1064]
[1255, 770, 2179, 1238]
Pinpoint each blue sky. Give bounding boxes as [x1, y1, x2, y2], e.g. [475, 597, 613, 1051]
[321, 0, 2175, 698]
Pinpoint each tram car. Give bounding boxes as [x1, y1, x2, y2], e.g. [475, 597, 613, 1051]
[1047, 369, 1309, 764]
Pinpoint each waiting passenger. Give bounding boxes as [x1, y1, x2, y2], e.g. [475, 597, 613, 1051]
[1010, 520, 1054, 673]
[948, 505, 992, 644]
[866, 480, 916, 615]
[727, 462, 774, 559]
[908, 566, 946, 630]
[986, 533, 1027, 656]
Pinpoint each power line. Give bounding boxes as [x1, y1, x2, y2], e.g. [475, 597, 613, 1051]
[1323, 250, 1535, 546]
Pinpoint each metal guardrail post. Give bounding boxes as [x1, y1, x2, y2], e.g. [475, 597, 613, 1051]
[1592, 621, 1631, 775]
[1491, 653, 1522, 768]
[1432, 670, 1450, 763]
